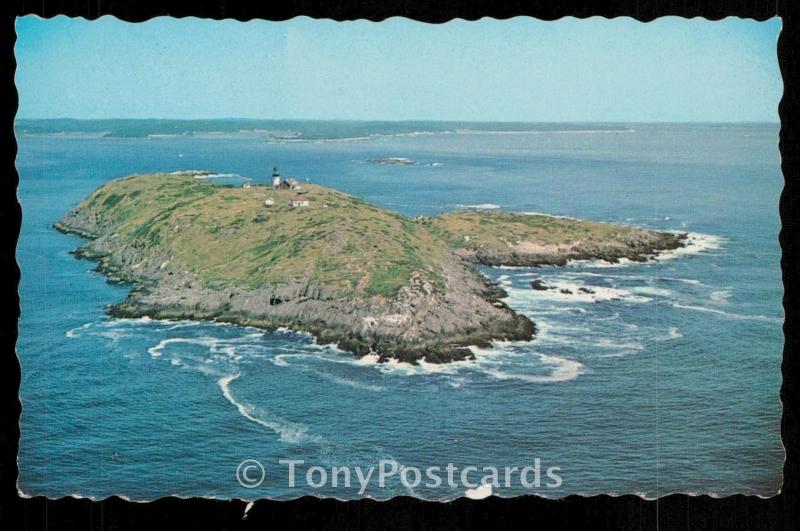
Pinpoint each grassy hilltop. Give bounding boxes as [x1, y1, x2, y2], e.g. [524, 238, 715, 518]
[56, 172, 683, 362]
[61, 173, 448, 298]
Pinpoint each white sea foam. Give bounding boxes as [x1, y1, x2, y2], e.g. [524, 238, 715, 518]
[594, 338, 644, 352]
[167, 321, 200, 330]
[376, 357, 426, 376]
[655, 232, 724, 261]
[587, 311, 620, 321]
[657, 277, 704, 286]
[550, 306, 589, 315]
[629, 286, 673, 298]
[95, 328, 132, 343]
[556, 232, 724, 269]
[146, 336, 221, 357]
[456, 203, 501, 210]
[354, 353, 381, 365]
[504, 281, 651, 305]
[566, 257, 637, 268]
[519, 211, 578, 220]
[654, 327, 683, 341]
[671, 303, 782, 324]
[478, 354, 585, 383]
[710, 289, 732, 304]
[65, 322, 93, 338]
[272, 354, 290, 367]
[309, 369, 383, 392]
[448, 378, 465, 389]
[218, 374, 319, 444]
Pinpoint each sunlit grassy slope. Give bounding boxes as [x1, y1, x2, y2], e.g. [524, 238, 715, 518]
[75, 173, 449, 297]
[425, 211, 641, 250]
[71, 174, 670, 299]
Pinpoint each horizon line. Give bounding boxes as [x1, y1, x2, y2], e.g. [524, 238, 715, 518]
[14, 117, 782, 125]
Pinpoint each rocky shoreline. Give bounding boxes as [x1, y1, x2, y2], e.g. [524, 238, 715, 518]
[455, 230, 687, 267]
[55, 207, 535, 364]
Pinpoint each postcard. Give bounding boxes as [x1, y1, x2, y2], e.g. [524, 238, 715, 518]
[14, 15, 783, 501]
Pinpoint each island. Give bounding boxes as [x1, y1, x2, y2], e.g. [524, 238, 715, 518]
[55, 172, 686, 363]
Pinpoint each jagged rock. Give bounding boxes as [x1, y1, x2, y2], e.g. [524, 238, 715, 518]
[530, 279, 552, 291]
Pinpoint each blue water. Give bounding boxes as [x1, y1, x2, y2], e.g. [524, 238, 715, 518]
[16, 123, 784, 500]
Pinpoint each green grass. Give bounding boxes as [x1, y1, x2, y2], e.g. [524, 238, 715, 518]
[75, 173, 450, 297]
[427, 211, 638, 252]
[72, 173, 649, 298]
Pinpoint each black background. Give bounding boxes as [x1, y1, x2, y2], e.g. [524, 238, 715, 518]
[1, 1, 797, 529]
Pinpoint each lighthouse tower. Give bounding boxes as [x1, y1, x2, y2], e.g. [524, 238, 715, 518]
[272, 166, 281, 189]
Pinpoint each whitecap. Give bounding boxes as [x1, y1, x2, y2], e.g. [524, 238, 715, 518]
[272, 355, 290, 367]
[710, 289, 732, 304]
[654, 327, 683, 341]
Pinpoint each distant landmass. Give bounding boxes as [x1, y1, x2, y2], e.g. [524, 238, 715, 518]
[55, 171, 684, 363]
[16, 118, 635, 140]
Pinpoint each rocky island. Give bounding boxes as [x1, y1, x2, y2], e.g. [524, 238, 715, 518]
[55, 172, 685, 363]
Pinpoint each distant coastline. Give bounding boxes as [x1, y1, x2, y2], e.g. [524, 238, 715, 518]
[14, 118, 646, 140]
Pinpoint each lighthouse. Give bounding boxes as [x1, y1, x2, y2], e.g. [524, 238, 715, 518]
[272, 166, 281, 189]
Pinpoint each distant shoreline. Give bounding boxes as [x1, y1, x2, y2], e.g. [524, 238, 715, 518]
[15, 119, 778, 141]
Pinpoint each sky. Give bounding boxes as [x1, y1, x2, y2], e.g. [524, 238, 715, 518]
[14, 16, 782, 122]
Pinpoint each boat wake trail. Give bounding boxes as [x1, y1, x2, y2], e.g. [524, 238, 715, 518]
[218, 374, 321, 444]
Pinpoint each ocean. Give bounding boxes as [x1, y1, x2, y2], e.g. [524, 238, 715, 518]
[15, 122, 784, 500]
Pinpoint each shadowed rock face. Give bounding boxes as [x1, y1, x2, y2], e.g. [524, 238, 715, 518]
[55, 172, 682, 363]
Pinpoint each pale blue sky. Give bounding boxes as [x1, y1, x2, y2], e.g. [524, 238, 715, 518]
[15, 16, 782, 122]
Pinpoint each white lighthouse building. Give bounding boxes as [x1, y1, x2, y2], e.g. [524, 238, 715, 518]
[272, 166, 281, 189]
